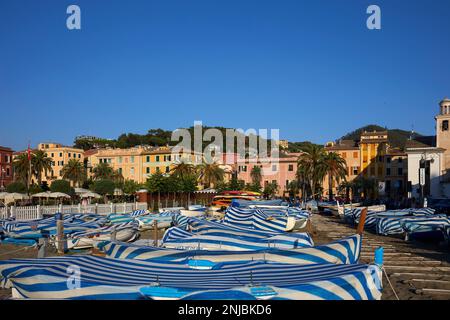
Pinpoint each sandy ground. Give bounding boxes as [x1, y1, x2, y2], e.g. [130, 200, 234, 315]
[1, 216, 449, 300]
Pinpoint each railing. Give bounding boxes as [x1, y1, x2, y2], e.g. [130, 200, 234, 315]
[0, 202, 148, 221]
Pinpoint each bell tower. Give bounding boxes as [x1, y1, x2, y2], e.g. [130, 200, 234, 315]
[436, 97, 450, 170]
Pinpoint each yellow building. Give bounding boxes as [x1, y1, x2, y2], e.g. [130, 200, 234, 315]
[359, 131, 388, 179]
[86, 146, 147, 183]
[86, 145, 203, 184]
[37, 142, 85, 184]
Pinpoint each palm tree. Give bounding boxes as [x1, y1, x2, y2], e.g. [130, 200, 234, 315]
[61, 159, 86, 187]
[322, 152, 347, 201]
[12, 153, 31, 186]
[287, 180, 300, 199]
[170, 161, 196, 180]
[92, 162, 123, 182]
[32, 150, 53, 186]
[250, 166, 262, 186]
[197, 162, 225, 188]
[297, 145, 326, 200]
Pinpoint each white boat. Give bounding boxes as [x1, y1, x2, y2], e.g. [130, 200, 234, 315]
[180, 209, 206, 217]
[289, 217, 308, 231]
[158, 207, 184, 213]
[66, 228, 139, 250]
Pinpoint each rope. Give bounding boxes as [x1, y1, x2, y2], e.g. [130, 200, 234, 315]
[382, 266, 400, 300]
[0, 244, 36, 257]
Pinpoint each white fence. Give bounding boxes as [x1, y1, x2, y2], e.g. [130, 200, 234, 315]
[0, 202, 148, 221]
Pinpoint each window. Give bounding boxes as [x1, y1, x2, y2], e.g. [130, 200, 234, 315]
[272, 164, 277, 171]
[378, 156, 383, 162]
[398, 168, 403, 175]
[398, 158, 403, 163]
[118, 168, 122, 174]
[363, 156, 368, 163]
[288, 164, 294, 171]
[443, 120, 449, 131]
[286, 180, 289, 187]
[167, 155, 171, 162]
[156, 156, 160, 162]
[352, 167, 359, 175]
[386, 168, 391, 176]
[146, 156, 150, 162]
[68, 153, 71, 157]
[342, 152, 347, 158]
[130, 167, 135, 175]
[130, 156, 135, 163]
[353, 152, 358, 158]
[6, 168, 10, 176]
[118, 157, 122, 164]
[59, 153, 62, 157]
[51, 153, 54, 157]
[165, 166, 170, 173]
[386, 157, 391, 164]
[78, 154, 81, 159]
[146, 167, 150, 174]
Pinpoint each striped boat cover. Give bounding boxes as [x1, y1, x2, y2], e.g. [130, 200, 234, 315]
[223, 207, 308, 232]
[252, 210, 289, 232]
[345, 208, 438, 232]
[100, 234, 361, 265]
[0, 255, 381, 300]
[376, 214, 448, 236]
[68, 221, 138, 239]
[401, 216, 450, 235]
[5, 221, 104, 239]
[130, 210, 147, 217]
[186, 217, 310, 240]
[161, 227, 313, 251]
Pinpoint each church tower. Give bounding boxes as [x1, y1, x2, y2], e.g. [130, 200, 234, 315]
[435, 97, 450, 170]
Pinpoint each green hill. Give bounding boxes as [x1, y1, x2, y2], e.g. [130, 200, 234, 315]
[339, 124, 420, 149]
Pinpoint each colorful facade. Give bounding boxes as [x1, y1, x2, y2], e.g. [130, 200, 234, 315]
[323, 140, 361, 198]
[37, 143, 85, 184]
[236, 153, 301, 196]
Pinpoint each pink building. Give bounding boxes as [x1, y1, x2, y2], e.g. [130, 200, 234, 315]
[236, 153, 301, 196]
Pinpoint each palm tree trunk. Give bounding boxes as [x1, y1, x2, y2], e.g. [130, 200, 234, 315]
[328, 174, 333, 201]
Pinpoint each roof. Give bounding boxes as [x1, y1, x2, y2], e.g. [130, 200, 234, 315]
[84, 149, 99, 157]
[360, 130, 388, 136]
[0, 146, 13, 152]
[404, 136, 436, 148]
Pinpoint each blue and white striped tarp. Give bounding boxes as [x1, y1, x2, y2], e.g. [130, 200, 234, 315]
[401, 216, 450, 236]
[0, 255, 382, 300]
[376, 214, 448, 236]
[100, 234, 361, 265]
[344, 208, 439, 233]
[223, 207, 308, 232]
[161, 227, 313, 251]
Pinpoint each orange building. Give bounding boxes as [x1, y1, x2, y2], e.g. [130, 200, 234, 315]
[323, 140, 361, 198]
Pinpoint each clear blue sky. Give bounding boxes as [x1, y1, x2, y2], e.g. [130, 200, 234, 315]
[1, 0, 449, 150]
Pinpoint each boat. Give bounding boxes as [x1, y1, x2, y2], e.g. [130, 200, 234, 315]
[0, 255, 382, 300]
[179, 209, 206, 217]
[210, 191, 262, 210]
[99, 234, 361, 265]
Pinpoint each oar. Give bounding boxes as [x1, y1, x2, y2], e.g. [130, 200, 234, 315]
[357, 207, 368, 235]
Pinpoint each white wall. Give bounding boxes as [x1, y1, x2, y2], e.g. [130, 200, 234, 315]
[407, 150, 445, 198]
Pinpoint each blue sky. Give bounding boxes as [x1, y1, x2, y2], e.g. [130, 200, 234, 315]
[1, 0, 449, 150]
